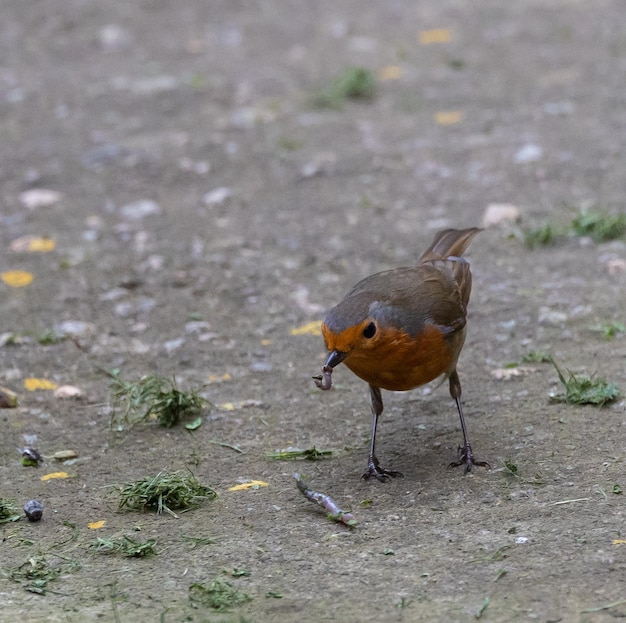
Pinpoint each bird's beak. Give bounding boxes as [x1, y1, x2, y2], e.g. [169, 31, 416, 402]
[324, 349, 347, 369]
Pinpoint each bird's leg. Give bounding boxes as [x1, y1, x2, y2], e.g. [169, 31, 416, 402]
[362, 385, 404, 481]
[447, 370, 490, 473]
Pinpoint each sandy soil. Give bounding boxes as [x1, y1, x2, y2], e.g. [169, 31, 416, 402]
[1, 1, 625, 621]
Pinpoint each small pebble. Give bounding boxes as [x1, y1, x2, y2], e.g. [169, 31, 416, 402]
[130, 75, 179, 95]
[99, 24, 133, 51]
[203, 187, 233, 206]
[54, 385, 85, 399]
[163, 338, 184, 353]
[81, 143, 126, 169]
[250, 360, 273, 373]
[0, 386, 18, 408]
[119, 199, 161, 220]
[514, 143, 543, 164]
[54, 320, 95, 337]
[482, 203, 521, 227]
[19, 189, 62, 209]
[543, 101, 575, 116]
[538, 306, 568, 326]
[24, 499, 44, 522]
[20, 447, 43, 465]
[54, 450, 78, 460]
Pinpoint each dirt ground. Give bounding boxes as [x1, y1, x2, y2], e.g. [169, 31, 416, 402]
[1, 1, 625, 621]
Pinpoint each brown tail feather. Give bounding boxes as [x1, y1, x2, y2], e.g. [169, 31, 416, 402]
[419, 228, 482, 263]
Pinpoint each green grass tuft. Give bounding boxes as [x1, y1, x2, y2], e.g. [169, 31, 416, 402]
[503, 459, 519, 476]
[189, 578, 251, 611]
[571, 208, 626, 242]
[312, 67, 376, 109]
[113, 470, 217, 517]
[108, 371, 206, 428]
[0, 497, 21, 524]
[521, 350, 552, 363]
[36, 329, 67, 345]
[181, 535, 217, 548]
[523, 223, 557, 248]
[590, 321, 625, 340]
[5, 555, 80, 595]
[266, 446, 332, 461]
[550, 359, 620, 406]
[89, 534, 158, 558]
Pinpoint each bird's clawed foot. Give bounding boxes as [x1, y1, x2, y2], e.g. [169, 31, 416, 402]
[448, 444, 490, 474]
[361, 455, 404, 482]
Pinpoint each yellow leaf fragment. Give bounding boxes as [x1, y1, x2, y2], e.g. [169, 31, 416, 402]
[377, 65, 403, 81]
[435, 110, 464, 126]
[217, 399, 263, 411]
[1, 270, 34, 288]
[88, 520, 106, 530]
[260, 339, 272, 346]
[419, 28, 452, 45]
[228, 480, 269, 491]
[10, 235, 55, 253]
[613, 539, 626, 545]
[28, 237, 56, 252]
[41, 471, 69, 481]
[290, 321, 322, 336]
[207, 372, 232, 384]
[24, 378, 59, 391]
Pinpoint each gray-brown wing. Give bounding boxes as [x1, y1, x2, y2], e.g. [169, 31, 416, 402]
[344, 264, 467, 336]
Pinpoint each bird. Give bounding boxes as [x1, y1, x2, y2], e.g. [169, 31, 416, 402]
[314, 227, 489, 481]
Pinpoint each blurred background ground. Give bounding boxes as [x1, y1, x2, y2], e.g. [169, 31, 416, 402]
[1, 1, 625, 621]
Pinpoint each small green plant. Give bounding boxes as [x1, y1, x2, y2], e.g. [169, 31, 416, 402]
[521, 350, 552, 363]
[523, 223, 557, 249]
[502, 460, 545, 485]
[503, 459, 519, 476]
[113, 470, 217, 517]
[590, 321, 625, 340]
[571, 208, 626, 242]
[189, 578, 251, 611]
[476, 596, 490, 619]
[446, 57, 465, 70]
[395, 597, 414, 609]
[312, 67, 376, 109]
[89, 534, 158, 558]
[0, 497, 21, 524]
[550, 360, 619, 406]
[275, 137, 303, 153]
[109, 371, 206, 428]
[36, 329, 66, 345]
[0, 332, 22, 346]
[266, 446, 332, 461]
[5, 555, 80, 594]
[181, 535, 216, 548]
[266, 590, 283, 599]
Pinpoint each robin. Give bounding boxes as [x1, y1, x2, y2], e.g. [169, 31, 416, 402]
[314, 228, 489, 481]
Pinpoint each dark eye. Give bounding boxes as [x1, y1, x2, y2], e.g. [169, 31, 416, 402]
[362, 322, 377, 339]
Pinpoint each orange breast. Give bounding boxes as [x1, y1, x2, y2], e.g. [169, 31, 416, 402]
[344, 324, 458, 391]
